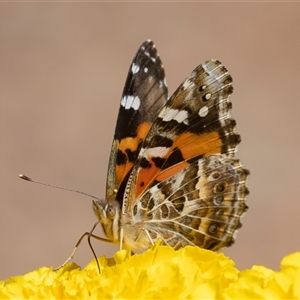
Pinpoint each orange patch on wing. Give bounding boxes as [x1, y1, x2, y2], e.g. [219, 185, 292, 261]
[173, 131, 222, 158]
[136, 122, 152, 140]
[156, 161, 189, 182]
[135, 165, 161, 198]
[134, 131, 222, 199]
[116, 161, 134, 186]
[115, 122, 151, 186]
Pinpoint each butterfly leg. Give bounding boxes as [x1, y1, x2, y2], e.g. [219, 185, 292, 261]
[143, 228, 155, 246]
[119, 227, 124, 250]
[54, 224, 113, 271]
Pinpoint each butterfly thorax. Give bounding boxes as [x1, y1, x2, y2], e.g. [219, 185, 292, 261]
[93, 199, 120, 243]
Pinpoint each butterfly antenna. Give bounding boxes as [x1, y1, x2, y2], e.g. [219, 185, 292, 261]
[19, 174, 101, 201]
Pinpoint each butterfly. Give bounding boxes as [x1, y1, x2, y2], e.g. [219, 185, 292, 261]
[93, 40, 249, 252]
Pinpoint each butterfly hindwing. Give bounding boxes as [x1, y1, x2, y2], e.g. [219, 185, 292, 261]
[122, 155, 249, 251]
[106, 40, 168, 202]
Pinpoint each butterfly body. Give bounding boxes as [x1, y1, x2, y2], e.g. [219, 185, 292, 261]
[93, 40, 249, 252]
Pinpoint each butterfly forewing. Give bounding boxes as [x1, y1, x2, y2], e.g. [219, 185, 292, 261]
[106, 40, 168, 202]
[126, 60, 241, 201]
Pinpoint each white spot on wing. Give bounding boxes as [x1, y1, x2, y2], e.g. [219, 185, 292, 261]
[125, 95, 134, 109]
[121, 96, 127, 107]
[161, 107, 189, 123]
[182, 79, 191, 90]
[205, 93, 212, 100]
[121, 95, 140, 110]
[131, 63, 140, 74]
[144, 67, 148, 73]
[182, 71, 196, 90]
[142, 146, 169, 158]
[199, 106, 209, 117]
[132, 96, 140, 110]
[174, 110, 189, 123]
[161, 107, 177, 121]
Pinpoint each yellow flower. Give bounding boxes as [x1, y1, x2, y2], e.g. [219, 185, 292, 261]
[223, 252, 300, 299]
[1, 244, 300, 299]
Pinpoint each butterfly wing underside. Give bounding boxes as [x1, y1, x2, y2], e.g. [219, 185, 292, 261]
[106, 40, 168, 203]
[121, 60, 249, 251]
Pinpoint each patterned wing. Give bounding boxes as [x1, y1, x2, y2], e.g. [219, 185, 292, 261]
[122, 155, 249, 251]
[126, 60, 240, 202]
[106, 40, 168, 202]
[121, 59, 249, 251]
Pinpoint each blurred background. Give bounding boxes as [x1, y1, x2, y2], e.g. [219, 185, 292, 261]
[1, 3, 300, 280]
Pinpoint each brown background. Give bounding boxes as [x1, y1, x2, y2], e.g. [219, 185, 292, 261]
[1, 3, 300, 280]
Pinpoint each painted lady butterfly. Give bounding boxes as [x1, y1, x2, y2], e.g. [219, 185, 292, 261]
[93, 40, 249, 252]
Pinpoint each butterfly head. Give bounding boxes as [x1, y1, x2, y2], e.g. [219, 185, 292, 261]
[93, 199, 120, 243]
